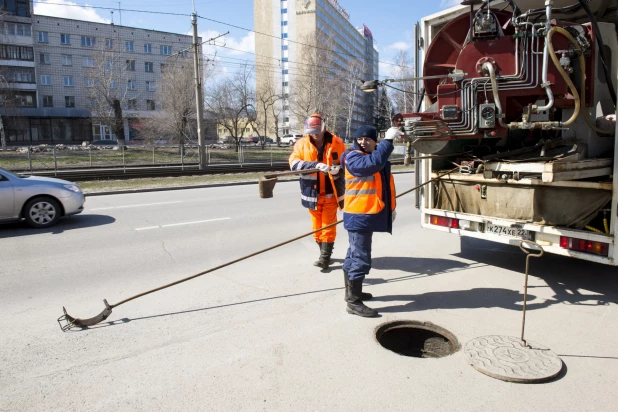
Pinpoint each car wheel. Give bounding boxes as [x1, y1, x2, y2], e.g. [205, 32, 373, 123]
[289, 140, 294, 146]
[23, 197, 61, 228]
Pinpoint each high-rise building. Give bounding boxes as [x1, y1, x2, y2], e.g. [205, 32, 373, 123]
[254, 0, 378, 139]
[0, 1, 196, 145]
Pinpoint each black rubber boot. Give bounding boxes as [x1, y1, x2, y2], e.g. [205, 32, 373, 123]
[346, 279, 378, 317]
[343, 272, 372, 302]
[314, 242, 334, 269]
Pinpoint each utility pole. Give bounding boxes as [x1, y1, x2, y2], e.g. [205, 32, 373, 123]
[191, 11, 206, 169]
[114, 1, 122, 26]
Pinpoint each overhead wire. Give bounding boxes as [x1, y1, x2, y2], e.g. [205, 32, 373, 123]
[31, 1, 415, 73]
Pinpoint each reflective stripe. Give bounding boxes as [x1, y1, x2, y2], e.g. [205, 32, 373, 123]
[324, 194, 334, 198]
[301, 194, 318, 202]
[346, 189, 377, 195]
[337, 195, 345, 201]
[300, 174, 317, 180]
[291, 159, 305, 169]
[346, 176, 375, 184]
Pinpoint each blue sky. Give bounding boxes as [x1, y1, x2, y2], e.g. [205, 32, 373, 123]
[33, 0, 461, 78]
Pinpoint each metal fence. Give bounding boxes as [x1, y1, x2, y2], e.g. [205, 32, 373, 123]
[0, 142, 407, 174]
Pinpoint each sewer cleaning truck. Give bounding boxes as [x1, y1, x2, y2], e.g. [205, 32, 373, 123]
[399, 0, 618, 264]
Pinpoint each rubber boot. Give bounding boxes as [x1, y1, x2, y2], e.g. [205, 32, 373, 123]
[346, 279, 378, 317]
[314, 242, 334, 269]
[343, 272, 372, 302]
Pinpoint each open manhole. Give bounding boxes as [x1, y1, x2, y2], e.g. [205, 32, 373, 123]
[375, 320, 459, 358]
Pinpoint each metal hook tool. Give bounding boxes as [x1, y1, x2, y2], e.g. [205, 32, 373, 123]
[519, 240, 544, 347]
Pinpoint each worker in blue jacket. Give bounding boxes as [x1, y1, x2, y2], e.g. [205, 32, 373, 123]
[341, 125, 403, 317]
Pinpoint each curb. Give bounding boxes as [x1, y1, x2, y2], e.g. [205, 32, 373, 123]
[84, 170, 415, 197]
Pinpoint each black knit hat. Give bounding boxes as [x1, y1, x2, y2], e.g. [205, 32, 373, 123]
[354, 125, 377, 142]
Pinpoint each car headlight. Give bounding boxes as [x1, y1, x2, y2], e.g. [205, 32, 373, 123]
[63, 184, 82, 193]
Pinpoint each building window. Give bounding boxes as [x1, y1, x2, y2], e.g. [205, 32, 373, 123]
[105, 38, 113, 49]
[127, 80, 136, 90]
[144, 43, 152, 53]
[40, 75, 51, 85]
[125, 41, 134, 51]
[282, 69, 288, 74]
[281, 21, 288, 26]
[282, 82, 288, 86]
[60, 34, 71, 45]
[146, 81, 154, 91]
[65, 96, 75, 108]
[12, 69, 34, 83]
[160, 45, 172, 55]
[282, 45, 288, 50]
[127, 99, 137, 110]
[281, 8, 287, 13]
[8, 23, 31, 36]
[61, 54, 72, 65]
[160, 63, 166, 73]
[84, 78, 95, 87]
[110, 80, 117, 89]
[42, 96, 53, 107]
[146, 100, 155, 110]
[282, 33, 288, 38]
[38, 31, 48, 43]
[105, 60, 112, 69]
[81, 36, 95, 47]
[39, 53, 50, 64]
[2, 0, 30, 17]
[83, 57, 95, 67]
[14, 93, 35, 107]
[282, 58, 288, 62]
[64, 76, 73, 87]
[0, 45, 34, 60]
[126, 60, 135, 71]
[144, 62, 153, 72]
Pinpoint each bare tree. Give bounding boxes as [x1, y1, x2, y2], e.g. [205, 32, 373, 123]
[138, 57, 211, 147]
[339, 59, 366, 140]
[252, 76, 282, 147]
[289, 33, 342, 130]
[84, 38, 138, 146]
[206, 64, 255, 150]
[390, 50, 415, 114]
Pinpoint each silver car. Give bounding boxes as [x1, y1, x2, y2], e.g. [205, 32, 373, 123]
[0, 168, 85, 228]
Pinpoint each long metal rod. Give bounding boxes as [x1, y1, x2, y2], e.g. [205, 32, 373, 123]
[59, 167, 458, 330]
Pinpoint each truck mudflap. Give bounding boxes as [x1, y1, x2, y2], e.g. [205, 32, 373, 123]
[421, 209, 616, 265]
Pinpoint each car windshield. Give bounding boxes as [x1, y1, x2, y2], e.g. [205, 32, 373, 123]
[0, 167, 22, 179]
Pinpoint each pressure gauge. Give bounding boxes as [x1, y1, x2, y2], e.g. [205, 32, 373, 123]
[479, 103, 496, 128]
[481, 105, 495, 120]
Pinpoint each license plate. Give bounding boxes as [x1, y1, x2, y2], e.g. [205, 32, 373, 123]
[485, 224, 532, 240]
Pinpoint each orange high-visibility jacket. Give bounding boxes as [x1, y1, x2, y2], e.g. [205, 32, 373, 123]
[289, 131, 346, 210]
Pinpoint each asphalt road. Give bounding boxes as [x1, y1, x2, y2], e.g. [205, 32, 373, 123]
[1, 174, 617, 411]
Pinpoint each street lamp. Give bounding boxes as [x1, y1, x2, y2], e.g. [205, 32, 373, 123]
[360, 71, 466, 93]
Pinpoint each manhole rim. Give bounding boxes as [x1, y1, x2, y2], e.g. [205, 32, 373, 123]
[374, 319, 461, 357]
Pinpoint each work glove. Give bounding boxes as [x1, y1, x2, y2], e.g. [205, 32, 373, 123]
[385, 127, 404, 141]
[316, 163, 330, 174]
[392, 210, 397, 223]
[329, 165, 341, 175]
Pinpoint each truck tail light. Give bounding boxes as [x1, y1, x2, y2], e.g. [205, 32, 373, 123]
[559, 236, 609, 256]
[429, 215, 459, 229]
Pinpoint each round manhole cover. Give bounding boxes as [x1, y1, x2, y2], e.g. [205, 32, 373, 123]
[464, 335, 563, 383]
[375, 320, 459, 358]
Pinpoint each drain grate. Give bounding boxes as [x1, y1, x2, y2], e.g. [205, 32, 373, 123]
[375, 320, 459, 358]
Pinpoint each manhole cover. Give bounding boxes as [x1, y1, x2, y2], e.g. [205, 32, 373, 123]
[464, 335, 563, 383]
[375, 320, 459, 358]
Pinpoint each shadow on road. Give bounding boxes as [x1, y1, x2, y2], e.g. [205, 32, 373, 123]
[374, 288, 546, 313]
[0, 214, 115, 238]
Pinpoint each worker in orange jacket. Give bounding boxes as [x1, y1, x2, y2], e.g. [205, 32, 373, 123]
[289, 113, 346, 270]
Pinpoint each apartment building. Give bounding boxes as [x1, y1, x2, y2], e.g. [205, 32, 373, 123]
[0, 0, 197, 145]
[254, 0, 379, 138]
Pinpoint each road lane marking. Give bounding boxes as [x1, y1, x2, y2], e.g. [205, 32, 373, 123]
[162, 218, 231, 227]
[91, 201, 182, 211]
[135, 217, 231, 231]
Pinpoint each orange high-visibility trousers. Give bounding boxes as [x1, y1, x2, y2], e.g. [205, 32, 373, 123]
[309, 195, 339, 243]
